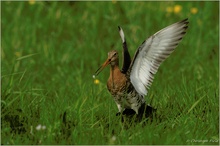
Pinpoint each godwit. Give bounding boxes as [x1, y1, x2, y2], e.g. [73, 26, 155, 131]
[94, 18, 189, 116]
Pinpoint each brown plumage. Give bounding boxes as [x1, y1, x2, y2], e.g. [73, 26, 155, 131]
[95, 50, 145, 114]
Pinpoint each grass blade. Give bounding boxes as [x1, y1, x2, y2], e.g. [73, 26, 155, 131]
[187, 95, 205, 114]
[16, 53, 39, 61]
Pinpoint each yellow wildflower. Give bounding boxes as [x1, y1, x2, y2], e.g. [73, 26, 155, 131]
[174, 5, 182, 14]
[191, 7, 198, 14]
[29, 0, 35, 5]
[15, 52, 21, 57]
[166, 6, 173, 13]
[112, 0, 117, 4]
[94, 79, 100, 84]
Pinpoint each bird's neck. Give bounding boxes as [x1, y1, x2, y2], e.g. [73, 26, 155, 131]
[109, 64, 120, 89]
[110, 64, 119, 73]
[110, 60, 120, 75]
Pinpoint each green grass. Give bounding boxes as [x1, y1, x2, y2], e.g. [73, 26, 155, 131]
[1, 1, 219, 145]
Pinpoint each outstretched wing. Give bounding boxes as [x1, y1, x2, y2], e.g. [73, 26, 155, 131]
[118, 26, 131, 74]
[129, 18, 189, 96]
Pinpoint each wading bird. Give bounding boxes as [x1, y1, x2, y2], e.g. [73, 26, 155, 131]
[93, 19, 189, 116]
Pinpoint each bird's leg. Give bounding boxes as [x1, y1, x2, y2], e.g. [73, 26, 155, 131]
[116, 112, 121, 116]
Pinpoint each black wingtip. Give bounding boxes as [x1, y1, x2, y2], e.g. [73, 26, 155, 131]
[184, 25, 188, 29]
[181, 18, 189, 24]
[183, 18, 188, 21]
[118, 26, 121, 31]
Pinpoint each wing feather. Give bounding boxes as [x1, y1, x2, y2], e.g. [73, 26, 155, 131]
[129, 18, 189, 96]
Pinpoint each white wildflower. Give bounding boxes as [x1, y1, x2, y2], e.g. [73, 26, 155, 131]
[36, 124, 46, 131]
[36, 124, 42, 130]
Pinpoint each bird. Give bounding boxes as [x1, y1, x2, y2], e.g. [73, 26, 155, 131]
[93, 18, 189, 116]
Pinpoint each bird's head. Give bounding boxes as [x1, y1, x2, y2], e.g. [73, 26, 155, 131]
[107, 50, 119, 66]
[93, 50, 119, 77]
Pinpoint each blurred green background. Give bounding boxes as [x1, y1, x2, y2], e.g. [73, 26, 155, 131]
[1, 1, 219, 145]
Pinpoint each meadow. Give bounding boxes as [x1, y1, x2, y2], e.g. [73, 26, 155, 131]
[1, 1, 219, 145]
